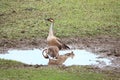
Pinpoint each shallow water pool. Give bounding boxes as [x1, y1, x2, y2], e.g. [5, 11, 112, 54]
[0, 49, 111, 67]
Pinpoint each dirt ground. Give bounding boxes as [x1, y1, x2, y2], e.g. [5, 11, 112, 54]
[0, 36, 120, 71]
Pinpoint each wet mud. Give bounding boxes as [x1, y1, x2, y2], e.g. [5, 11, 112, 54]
[0, 36, 120, 71]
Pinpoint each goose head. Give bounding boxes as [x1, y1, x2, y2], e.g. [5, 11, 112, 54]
[45, 18, 54, 23]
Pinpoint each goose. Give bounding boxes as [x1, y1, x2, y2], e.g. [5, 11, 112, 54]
[42, 46, 59, 59]
[45, 18, 70, 50]
[48, 51, 75, 65]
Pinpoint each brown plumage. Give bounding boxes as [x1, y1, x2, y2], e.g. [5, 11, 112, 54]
[46, 18, 70, 50]
[48, 51, 75, 65]
[42, 46, 59, 59]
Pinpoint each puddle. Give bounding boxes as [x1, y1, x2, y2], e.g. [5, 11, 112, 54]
[0, 49, 111, 67]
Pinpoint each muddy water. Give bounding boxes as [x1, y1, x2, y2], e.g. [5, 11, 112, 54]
[0, 49, 111, 67]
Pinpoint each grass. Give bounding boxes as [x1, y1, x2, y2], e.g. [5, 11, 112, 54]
[0, 59, 118, 80]
[0, 68, 105, 80]
[0, 0, 120, 39]
[0, 0, 120, 80]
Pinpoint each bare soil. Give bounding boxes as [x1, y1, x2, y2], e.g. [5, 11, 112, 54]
[1, 36, 119, 56]
[0, 36, 120, 71]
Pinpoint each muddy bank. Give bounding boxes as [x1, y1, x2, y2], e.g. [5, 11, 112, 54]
[0, 36, 120, 70]
[0, 36, 120, 56]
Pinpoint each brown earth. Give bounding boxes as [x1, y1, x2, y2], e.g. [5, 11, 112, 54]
[0, 36, 119, 56]
[0, 36, 120, 71]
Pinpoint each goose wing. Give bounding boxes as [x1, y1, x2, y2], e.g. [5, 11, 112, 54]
[56, 37, 70, 50]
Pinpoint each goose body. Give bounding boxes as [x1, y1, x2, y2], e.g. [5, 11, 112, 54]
[47, 35, 62, 50]
[48, 51, 74, 65]
[42, 46, 59, 59]
[46, 18, 70, 50]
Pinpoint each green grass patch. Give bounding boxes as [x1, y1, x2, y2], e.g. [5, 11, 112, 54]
[0, 59, 119, 80]
[0, 59, 111, 80]
[0, 59, 24, 68]
[0, 0, 120, 39]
